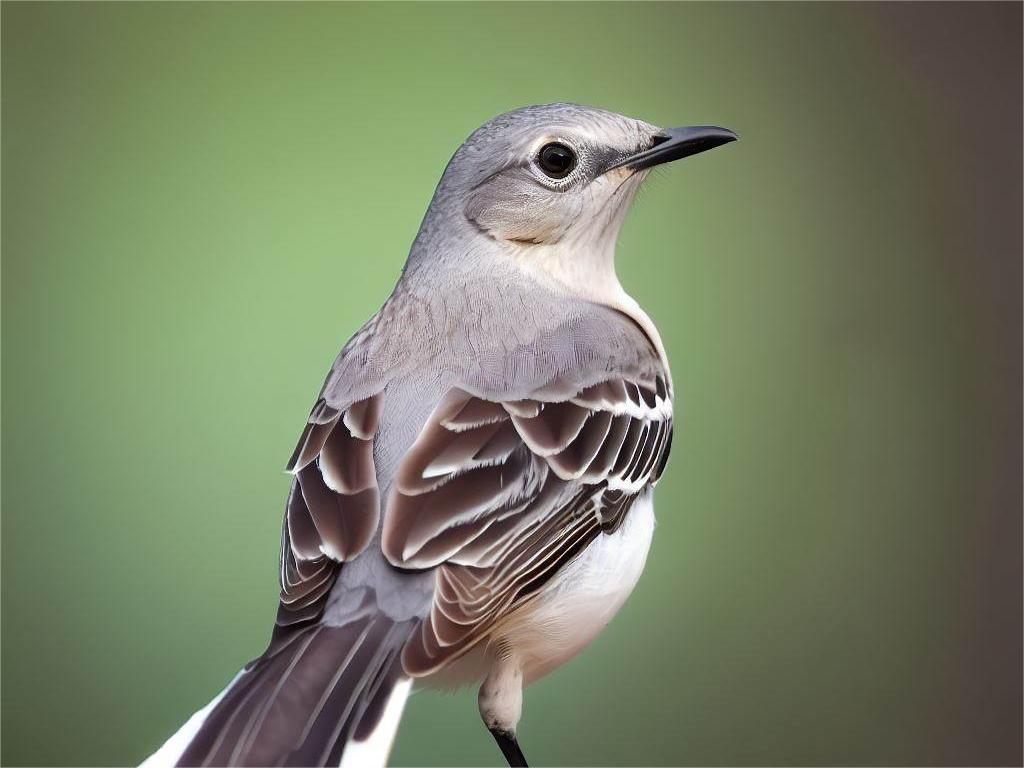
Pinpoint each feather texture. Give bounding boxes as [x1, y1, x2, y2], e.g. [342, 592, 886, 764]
[176, 591, 415, 768]
[381, 374, 672, 676]
[285, 393, 382, 572]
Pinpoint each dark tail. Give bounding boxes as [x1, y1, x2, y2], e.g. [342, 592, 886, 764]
[175, 609, 415, 767]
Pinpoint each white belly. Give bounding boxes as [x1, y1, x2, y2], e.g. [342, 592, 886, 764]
[497, 490, 656, 684]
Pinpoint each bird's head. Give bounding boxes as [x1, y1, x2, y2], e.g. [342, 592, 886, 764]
[428, 103, 736, 253]
[406, 103, 736, 343]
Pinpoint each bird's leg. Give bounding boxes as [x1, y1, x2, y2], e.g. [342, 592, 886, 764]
[479, 649, 527, 767]
[489, 727, 528, 767]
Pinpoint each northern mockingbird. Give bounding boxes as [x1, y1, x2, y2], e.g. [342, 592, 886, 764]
[144, 103, 736, 768]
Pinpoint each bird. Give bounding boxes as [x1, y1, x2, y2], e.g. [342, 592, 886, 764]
[143, 103, 736, 768]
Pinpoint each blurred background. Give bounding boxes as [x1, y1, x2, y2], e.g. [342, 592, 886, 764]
[2, 3, 1021, 766]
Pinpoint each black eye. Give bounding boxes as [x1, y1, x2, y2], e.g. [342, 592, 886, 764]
[537, 142, 577, 179]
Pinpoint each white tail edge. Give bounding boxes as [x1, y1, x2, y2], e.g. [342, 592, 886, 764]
[139, 671, 242, 768]
[338, 678, 412, 768]
[139, 673, 410, 768]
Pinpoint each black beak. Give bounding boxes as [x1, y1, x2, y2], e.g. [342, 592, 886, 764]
[607, 125, 738, 171]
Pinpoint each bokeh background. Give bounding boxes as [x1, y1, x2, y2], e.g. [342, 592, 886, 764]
[2, 2, 1021, 766]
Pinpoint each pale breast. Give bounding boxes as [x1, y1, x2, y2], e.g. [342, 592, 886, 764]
[496, 490, 657, 685]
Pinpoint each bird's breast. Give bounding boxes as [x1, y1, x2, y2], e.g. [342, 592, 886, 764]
[493, 489, 656, 686]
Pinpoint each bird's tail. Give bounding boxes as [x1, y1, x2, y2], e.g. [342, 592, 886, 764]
[142, 612, 415, 768]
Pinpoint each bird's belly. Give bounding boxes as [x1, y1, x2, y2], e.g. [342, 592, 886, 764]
[420, 492, 656, 692]
[498, 490, 656, 685]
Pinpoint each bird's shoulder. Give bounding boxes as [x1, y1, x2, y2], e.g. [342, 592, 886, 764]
[318, 277, 669, 415]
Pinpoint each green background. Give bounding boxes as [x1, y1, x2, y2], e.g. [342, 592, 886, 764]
[2, 2, 1021, 766]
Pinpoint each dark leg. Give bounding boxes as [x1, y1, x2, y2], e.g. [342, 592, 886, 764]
[488, 727, 528, 767]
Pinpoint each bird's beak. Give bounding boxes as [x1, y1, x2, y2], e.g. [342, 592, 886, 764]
[607, 126, 738, 172]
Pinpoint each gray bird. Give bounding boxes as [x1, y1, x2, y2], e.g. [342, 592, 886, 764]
[143, 103, 736, 768]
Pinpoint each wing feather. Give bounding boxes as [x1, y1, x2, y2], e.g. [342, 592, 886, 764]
[275, 393, 383, 633]
[384, 374, 673, 676]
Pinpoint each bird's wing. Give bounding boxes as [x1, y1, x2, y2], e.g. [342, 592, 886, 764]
[275, 393, 384, 631]
[175, 391, 400, 768]
[381, 373, 673, 676]
[273, 295, 673, 675]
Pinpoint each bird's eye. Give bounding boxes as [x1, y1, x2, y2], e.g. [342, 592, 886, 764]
[536, 143, 577, 179]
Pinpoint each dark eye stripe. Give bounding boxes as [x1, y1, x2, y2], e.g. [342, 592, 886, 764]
[537, 143, 576, 179]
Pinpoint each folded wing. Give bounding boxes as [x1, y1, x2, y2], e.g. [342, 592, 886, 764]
[382, 375, 673, 676]
[277, 394, 383, 630]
